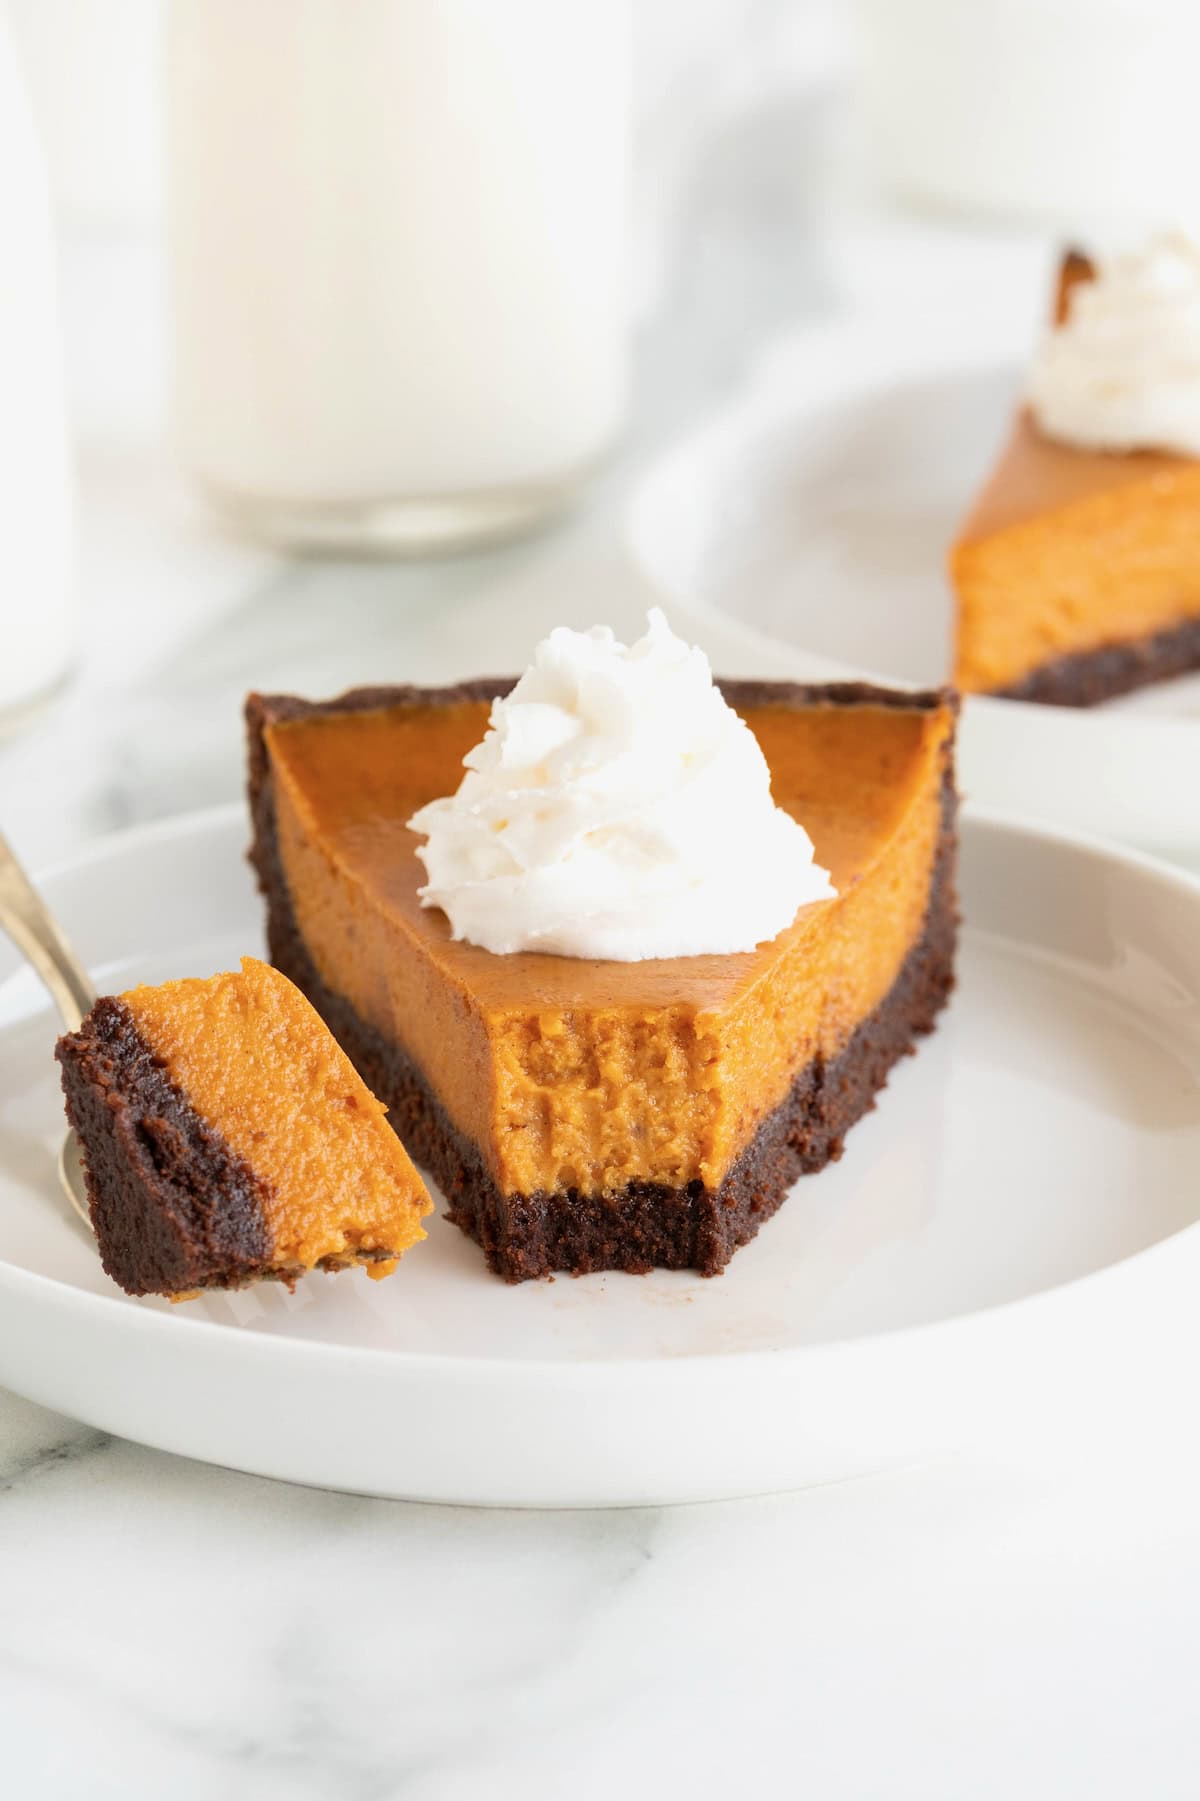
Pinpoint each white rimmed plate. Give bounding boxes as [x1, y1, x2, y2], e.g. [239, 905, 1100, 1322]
[629, 314, 1200, 861]
[0, 804, 1198, 1506]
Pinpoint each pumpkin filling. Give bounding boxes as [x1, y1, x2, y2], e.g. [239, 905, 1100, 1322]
[263, 693, 954, 1201]
[120, 956, 431, 1275]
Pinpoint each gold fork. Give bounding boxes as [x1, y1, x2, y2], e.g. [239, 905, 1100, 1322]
[0, 831, 95, 1232]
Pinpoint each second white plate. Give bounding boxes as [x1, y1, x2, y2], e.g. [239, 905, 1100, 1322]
[629, 314, 1200, 860]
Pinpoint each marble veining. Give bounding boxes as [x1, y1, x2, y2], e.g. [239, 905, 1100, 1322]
[2, 1374, 1199, 1800]
[0, 1411, 109, 1494]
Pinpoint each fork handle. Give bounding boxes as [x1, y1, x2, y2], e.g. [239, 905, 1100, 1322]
[0, 832, 96, 1032]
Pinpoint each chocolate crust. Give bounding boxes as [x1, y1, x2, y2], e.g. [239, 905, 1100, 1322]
[988, 615, 1200, 707]
[247, 675, 955, 739]
[246, 677, 958, 1281]
[56, 998, 276, 1297]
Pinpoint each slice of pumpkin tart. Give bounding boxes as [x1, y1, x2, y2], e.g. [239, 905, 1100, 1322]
[951, 247, 1200, 704]
[246, 674, 959, 1283]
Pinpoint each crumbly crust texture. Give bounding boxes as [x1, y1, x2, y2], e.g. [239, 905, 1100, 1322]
[57, 997, 276, 1296]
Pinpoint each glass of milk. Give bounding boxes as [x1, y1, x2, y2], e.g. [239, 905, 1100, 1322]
[0, 6, 74, 729]
[854, 0, 1200, 230]
[168, 0, 630, 555]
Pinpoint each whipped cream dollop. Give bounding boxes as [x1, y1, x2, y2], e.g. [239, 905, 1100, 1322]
[1028, 234, 1200, 455]
[408, 610, 835, 960]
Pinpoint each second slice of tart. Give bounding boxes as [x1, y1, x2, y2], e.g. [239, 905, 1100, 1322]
[951, 250, 1200, 705]
[247, 677, 958, 1282]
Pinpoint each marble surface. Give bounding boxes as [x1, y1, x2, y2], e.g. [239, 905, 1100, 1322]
[2, 41, 1199, 1801]
[2, 1381, 1197, 1801]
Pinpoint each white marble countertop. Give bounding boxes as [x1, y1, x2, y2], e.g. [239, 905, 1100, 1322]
[2, 51, 1199, 1799]
[3, 1381, 1197, 1801]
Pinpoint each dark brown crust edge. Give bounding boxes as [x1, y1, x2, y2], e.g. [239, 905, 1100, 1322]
[56, 997, 278, 1296]
[986, 615, 1200, 707]
[247, 675, 956, 734]
[246, 678, 959, 1281]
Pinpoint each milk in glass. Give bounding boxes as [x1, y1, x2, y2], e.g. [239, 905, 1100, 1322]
[168, 0, 629, 552]
[0, 8, 73, 723]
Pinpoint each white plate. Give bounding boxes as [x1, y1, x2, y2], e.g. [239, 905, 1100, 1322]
[629, 315, 1200, 861]
[1, 805, 1199, 1506]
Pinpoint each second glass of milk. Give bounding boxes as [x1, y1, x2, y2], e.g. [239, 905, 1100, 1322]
[168, 0, 629, 554]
